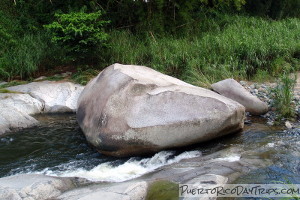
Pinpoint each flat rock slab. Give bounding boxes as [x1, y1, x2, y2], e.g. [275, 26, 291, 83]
[0, 174, 81, 200]
[59, 181, 148, 200]
[77, 64, 245, 157]
[212, 79, 268, 115]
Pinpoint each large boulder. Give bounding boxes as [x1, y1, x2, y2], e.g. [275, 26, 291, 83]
[211, 79, 268, 115]
[77, 64, 245, 157]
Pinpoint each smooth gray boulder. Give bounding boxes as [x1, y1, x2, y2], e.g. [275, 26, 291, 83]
[77, 63, 245, 157]
[7, 81, 84, 113]
[211, 79, 268, 115]
[0, 81, 84, 135]
[0, 93, 42, 135]
[0, 174, 76, 200]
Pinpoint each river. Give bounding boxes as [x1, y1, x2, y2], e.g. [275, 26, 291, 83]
[0, 114, 299, 185]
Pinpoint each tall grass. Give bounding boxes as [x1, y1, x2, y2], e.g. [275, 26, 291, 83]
[272, 73, 296, 119]
[104, 15, 300, 87]
[0, 34, 47, 80]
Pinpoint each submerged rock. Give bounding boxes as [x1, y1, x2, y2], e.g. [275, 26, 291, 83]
[77, 63, 245, 157]
[212, 79, 268, 115]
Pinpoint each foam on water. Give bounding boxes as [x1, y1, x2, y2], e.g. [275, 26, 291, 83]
[215, 154, 241, 162]
[34, 150, 201, 182]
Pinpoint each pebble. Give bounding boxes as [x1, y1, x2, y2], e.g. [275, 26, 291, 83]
[285, 121, 293, 129]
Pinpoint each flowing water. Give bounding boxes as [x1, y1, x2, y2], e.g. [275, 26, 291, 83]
[0, 114, 299, 184]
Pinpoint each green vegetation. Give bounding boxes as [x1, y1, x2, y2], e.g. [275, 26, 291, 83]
[0, 0, 299, 86]
[105, 16, 300, 87]
[71, 68, 99, 85]
[272, 73, 296, 119]
[0, 81, 29, 89]
[44, 11, 109, 64]
[0, 89, 22, 94]
[145, 180, 179, 200]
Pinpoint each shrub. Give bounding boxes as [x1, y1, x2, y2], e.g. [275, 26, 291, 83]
[272, 73, 296, 119]
[44, 11, 109, 64]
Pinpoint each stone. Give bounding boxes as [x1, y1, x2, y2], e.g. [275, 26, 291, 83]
[0, 81, 7, 86]
[34, 76, 47, 81]
[211, 79, 268, 115]
[0, 93, 42, 135]
[0, 81, 84, 135]
[59, 181, 148, 200]
[77, 63, 245, 157]
[0, 174, 75, 200]
[285, 121, 293, 129]
[7, 81, 84, 113]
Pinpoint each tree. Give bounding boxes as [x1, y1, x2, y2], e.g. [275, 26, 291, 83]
[44, 11, 110, 64]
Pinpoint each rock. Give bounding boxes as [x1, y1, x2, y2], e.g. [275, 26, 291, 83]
[0, 81, 84, 135]
[285, 121, 293, 129]
[0, 81, 7, 86]
[211, 79, 268, 115]
[59, 181, 148, 200]
[239, 81, 247, 86]
[34, 76, 47, 81]
[7, 81, 84, 113]
[0, 93, 42, 135]
[77, 64, 245, 157]
[258, 87, 266, 93]
[0, 174, 76, 200]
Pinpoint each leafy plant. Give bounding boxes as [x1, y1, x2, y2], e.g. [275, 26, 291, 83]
[44, 11, 110, 64]
[272, 73, 296, 119]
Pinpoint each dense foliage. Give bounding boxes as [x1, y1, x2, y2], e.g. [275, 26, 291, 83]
[0, 0, 299, 82]
[45, 11, 109, 64]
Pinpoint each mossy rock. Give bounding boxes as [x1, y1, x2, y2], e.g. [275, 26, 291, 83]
[146, 180, 179, 200]
[0, 88, 22, 94]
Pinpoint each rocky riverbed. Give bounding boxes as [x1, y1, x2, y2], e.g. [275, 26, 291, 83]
[240, 80, 300, 127]
[0, 66, 299, 200]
